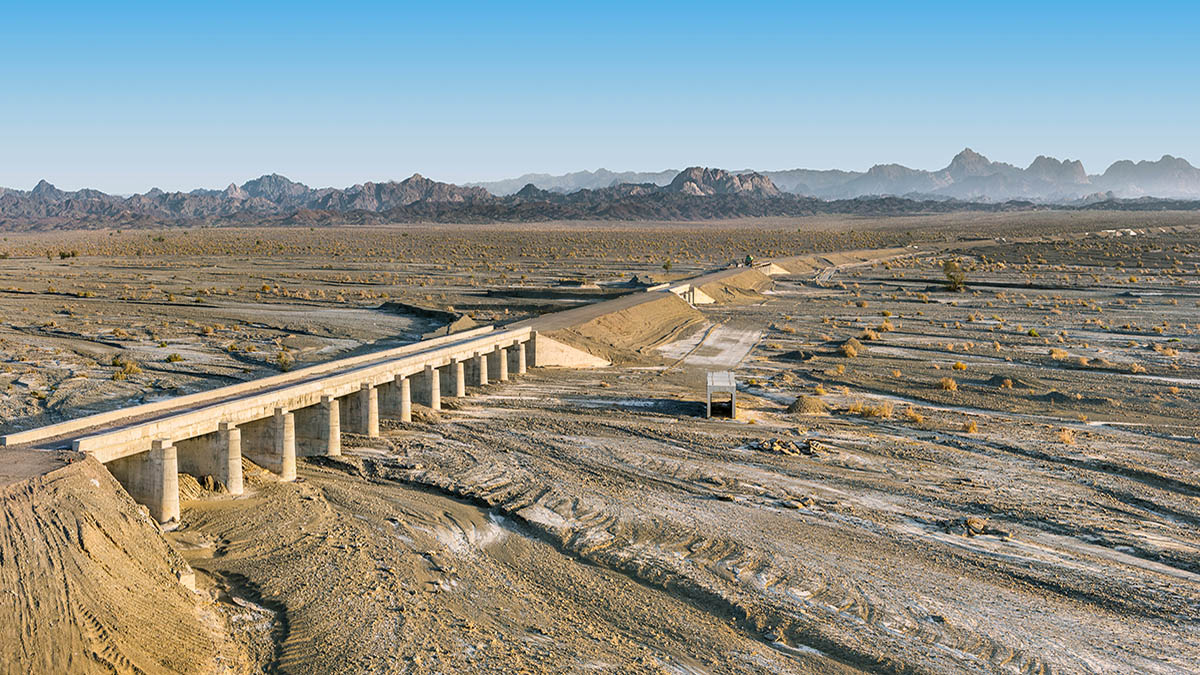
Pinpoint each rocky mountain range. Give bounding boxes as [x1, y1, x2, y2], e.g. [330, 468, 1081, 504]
[3, 151, 1200, 230]
[470, 149, 1200, 202]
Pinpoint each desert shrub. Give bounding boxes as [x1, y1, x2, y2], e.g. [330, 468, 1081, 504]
[166, 353, 184, 363]
[943, 260, 966, 291]
[963, 419, 978, 433]
[1049, 348, 1069, 360]
[938, 377, 958, 391]
[952, 361, 967, 371]
[1057, 428, 1076, 444]
[840, 337, 863, 358]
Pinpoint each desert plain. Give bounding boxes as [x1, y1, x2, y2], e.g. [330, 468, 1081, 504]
[1, 211, 1198, 674]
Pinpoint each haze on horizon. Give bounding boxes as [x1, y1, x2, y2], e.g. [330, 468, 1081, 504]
[2, 0, 1197, 194]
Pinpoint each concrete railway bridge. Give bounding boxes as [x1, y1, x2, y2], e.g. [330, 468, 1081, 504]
[1, 326, 600, 525]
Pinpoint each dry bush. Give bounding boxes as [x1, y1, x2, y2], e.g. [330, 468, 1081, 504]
[952, 361, 967, 371]
[840, 337, 863, 358]
[963, 419, 978, 433]
[904, 407, 925, 425]
[847, 400, 894, 419]
[1049, 348, 1069, 360]
[1057, 428, 1076, 444]
[939, 377, 958, 391]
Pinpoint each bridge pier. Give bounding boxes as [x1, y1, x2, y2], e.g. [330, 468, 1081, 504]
[473, 351, 488, 386]
[296, 396, 340, 456]
[452, 358, 466, 397]
[107, 439, 180, 526]
[515, 340, 527, 374]
[175, 422, 244, 494]
[342, 383, 379, 437]
[242, 408, 296, 481]
[394, 374, 412, 422]
[421, 364, 441, 410]
[491, 345, 508, 382]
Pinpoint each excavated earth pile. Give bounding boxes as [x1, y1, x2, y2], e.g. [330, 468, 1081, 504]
[0, 454, 246, 674]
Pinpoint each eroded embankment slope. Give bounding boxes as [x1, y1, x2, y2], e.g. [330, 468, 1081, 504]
[0, 455, 240, 674]
[543, 292, 707, 363]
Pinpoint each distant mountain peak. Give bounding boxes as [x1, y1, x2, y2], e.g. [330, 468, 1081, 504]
[668, 167, 780, 196]
[31, 179, 61, 197]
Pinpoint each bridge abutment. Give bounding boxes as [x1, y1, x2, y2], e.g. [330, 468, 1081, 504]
[107, 439, 180, 525]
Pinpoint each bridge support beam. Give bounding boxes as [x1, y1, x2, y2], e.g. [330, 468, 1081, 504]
[242, 408, 296, 481]
[296, 396, 340, 457]
[342, 383, 379, 437]
[515, 340, 527, 375]
[107, 439, 180, 526]
[176, 422, 243, 494]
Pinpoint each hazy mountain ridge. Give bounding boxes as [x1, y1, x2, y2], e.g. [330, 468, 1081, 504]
[3, 154, 1200, 231]
[473, 149, 1200, 202]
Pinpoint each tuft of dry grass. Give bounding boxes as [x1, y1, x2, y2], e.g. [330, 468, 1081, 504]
[938, 377, 958, 391]
[1057, 428, 1076, 444]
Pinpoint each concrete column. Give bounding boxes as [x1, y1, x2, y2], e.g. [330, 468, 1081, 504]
[341, 384, 379, 437]
[516, 340, 527, 375]
[425, 364, 441, 411]
[175, 422, 243, 495]
[360, 384, 380, 437]
[108, 439, 180, 525]
[242, 408, 296, 481]
[493, 345, 508, 382]
[474, 351, 488, 386]
[399, 375, 412, 422]
[296, 396, 340, 457]
[453, 359, 466, 397]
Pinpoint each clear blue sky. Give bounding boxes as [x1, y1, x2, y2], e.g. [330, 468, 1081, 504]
[2, 1, 1196, 193]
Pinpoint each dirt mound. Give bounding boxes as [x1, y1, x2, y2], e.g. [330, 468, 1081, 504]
[548, 293, 705, 363]
[0, 455, 242, 674]
[786, 396, 829, 415]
